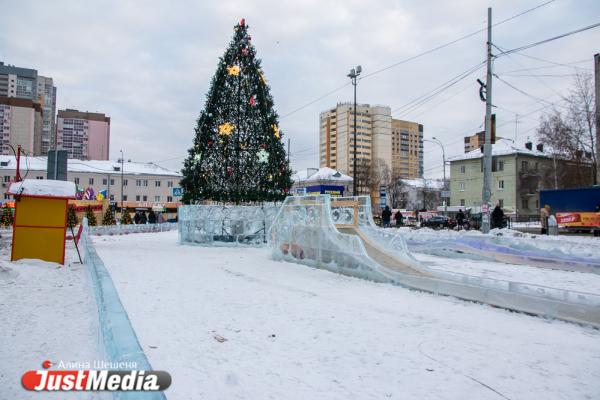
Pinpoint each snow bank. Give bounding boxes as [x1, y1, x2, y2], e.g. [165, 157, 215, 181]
[7, 178, 76, 198]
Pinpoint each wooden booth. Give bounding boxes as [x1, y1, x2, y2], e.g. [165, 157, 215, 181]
[8, 179, 76, 264]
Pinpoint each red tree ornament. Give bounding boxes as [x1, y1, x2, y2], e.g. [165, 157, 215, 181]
[240, 18, 245, 26]
[208, 139, 214, 145]
[227, 167, 233, 176]
[242, 48, 249, 56]
[249, 95, 256, 106]
[260, 143, 267, 149]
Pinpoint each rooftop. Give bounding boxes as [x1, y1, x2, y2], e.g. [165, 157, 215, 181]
[448, 139, 551, 162]
[0, 155, 181, 177]
[292, 167, 352, 183]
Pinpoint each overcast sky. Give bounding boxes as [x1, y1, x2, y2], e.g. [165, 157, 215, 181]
[1, 0, 598, 178]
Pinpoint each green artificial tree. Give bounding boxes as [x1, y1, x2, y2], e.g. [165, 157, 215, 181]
[102, 208, 116, 226]
[181, 18, 292, 203]
[85, 205, 97, 226]
[120, 209, 133, 225]
[67, 205, 79, 229]
[1, 207, 13, 227]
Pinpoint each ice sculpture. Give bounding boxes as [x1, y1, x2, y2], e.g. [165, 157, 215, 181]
[268, 195, 600, 327]
[178, 204, 280, 246]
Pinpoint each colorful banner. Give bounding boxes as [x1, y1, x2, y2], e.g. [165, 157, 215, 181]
[305, 185, 344, 197]
[556, 212, 600, 228]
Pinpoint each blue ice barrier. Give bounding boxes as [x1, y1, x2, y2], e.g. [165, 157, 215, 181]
[81, 220, 168, 400]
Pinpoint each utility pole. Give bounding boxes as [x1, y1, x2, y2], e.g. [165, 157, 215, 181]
[348, 65, 362, 196]
[120, 150, 124, 218]
[481, 7, 493, 234]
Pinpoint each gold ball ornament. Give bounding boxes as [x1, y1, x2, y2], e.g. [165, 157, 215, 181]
[218, 122, 235, 136]
[272, 124, 280, 139]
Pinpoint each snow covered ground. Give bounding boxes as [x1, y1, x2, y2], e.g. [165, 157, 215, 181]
[0, 242, 101, 399]
[94, 231, 600, 400]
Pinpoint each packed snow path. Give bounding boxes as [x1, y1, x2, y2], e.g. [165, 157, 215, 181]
[94, 231, 600, 400]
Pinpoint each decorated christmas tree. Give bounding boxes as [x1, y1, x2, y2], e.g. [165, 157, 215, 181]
[181, 18, 292, 203]
[85, 205, 97, 226]
[120, 209, 133, 225]
[67, 205, 79, 229]
[102, 208, 116, 226]
[1, 206, 13, 227]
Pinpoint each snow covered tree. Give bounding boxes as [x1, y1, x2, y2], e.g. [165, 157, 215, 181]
[181, 18, 292, 203]
[85, 205, 97, 226]
[102, 208, 116, 226]
[67, 205, 79, 229]
[120, 209, 133, 225]
[1, 207, 13, 227]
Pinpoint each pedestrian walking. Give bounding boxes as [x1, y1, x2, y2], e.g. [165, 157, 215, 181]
[540, 204, 550, 235]
[491, 205, 504, 229]
[394, 210, 404, 227]
[456, 209, 465, 230]
[382, 206, 392, 228]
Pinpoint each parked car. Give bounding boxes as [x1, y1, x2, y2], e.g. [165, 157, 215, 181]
[421, 215, 455, 229]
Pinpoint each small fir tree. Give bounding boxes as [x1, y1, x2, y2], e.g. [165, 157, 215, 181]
[85, 205, 97, 226]
[1, 207, 13, 227]
[102, 208, 116, 226]
[181, 18, 292, 203]
[67, 205, 79, 229]
[120, 209, 133, 225]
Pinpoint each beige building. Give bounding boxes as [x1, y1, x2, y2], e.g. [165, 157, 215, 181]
[319, 103, 423, 207]
[464, 131, 484, 153]
[57, 109, 110, 160]
[0, 155, 182, 214]
[0, 97, 43, 156]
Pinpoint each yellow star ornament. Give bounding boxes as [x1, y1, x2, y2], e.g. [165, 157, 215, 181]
[227, 65, 241, 76]
[218, 122, 235, 136]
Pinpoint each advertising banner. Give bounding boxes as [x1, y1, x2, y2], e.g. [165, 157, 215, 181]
[556, 212, 600, 228]
[305, 185, 344, 197]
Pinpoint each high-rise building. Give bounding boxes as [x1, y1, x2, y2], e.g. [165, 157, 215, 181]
[319, 103, 423, 207]
[391, 119, 423, 179]
[464, 131, 485, 153]
[36, 76, 57, 154]
[0, 97, 43, 156]
[1, 62, 57, 154]
[57, 109, 110, 160]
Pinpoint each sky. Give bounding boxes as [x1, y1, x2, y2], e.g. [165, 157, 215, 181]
[1, 0, 598, 178]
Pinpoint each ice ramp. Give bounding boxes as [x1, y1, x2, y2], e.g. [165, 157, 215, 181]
[268, 195, 600, 328]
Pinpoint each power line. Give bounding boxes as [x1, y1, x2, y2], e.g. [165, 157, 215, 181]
[496, 21, 600, 57]
[278, 0, 556, 120]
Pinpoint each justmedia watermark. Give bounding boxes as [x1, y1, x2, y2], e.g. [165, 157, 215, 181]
[21, 360, 171, 392]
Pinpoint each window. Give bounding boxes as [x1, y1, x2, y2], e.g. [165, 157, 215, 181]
[498, 199, 504, 208]
[522, 198, 529, 209]
[103, 178, 107, 185]
[459, 182, 465, 192]
[123, 179, 128, 186]
[136, 179, 148, 187]
[4, 176, 10, 182]
[167, 181, 173, 188]
[167, 196, 173, 202]
[142, 195, 147, 201]
[110, 179, 115, 186]
[460, 165, 466, 174]
[89, 178, 94, 185]
[521, 161, 528, 171]
[460, 199, 465, 206]
[74, 177, 80, 184]
[36, 176, 43, 180]
[4, 193, 10, 199]
[498, 180, 504, 190]
[136, 195, 141, 201]
[498, 160, 505, 171]
[123, 195, 128, 201]
[155, 181, 161, 187]
[154, 196, 160, 202]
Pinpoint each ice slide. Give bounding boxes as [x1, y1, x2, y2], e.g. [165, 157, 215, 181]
[269, 195, 600, 328]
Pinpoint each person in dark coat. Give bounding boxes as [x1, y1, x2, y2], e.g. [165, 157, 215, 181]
[140, 211, 147, 224]
[148, 210, 157, 224]
[491, 205, 504, 229]
[456, 209, 465, 230]
[134, 211, 141, 225]
[394, 210, 404, 227]
[382, 206, 392, 228]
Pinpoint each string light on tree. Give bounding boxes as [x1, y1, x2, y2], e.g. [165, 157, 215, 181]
[218, 122, 235, 136]
[227, 65, 241, 76]
[257, 149, 269, 163]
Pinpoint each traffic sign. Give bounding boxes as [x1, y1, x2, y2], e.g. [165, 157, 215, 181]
[172, 187, 183, 197]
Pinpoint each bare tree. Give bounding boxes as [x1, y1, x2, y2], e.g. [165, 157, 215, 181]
[537, 72, 596, 184]
[354, 158, 372, 195]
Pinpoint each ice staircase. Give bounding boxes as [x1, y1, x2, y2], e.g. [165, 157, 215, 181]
[268, 195, 600, 328]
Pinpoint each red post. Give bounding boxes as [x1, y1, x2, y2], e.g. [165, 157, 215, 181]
[15, 145, 21, 182]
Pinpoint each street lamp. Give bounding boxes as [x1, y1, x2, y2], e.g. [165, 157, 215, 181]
[426, 137, 447, 213]
[119, 150, 124, 219]
[347, 65, 362, 196]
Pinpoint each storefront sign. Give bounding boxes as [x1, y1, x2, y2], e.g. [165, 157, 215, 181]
[556, 212, 600, 228]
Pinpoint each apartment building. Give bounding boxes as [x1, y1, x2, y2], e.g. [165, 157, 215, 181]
[1, 62, 57, 154]
[0, 97, 43, 156]
[0, 156, 182, 212]
[464, 131, 485, 153]
[57, 109, 110, 160]
[391, 119, 423, 178]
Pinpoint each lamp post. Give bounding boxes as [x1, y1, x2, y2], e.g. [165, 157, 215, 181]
[120, 150, 124, 219]
[347, 65, 362, 196]
[427, 137, 447, 213]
